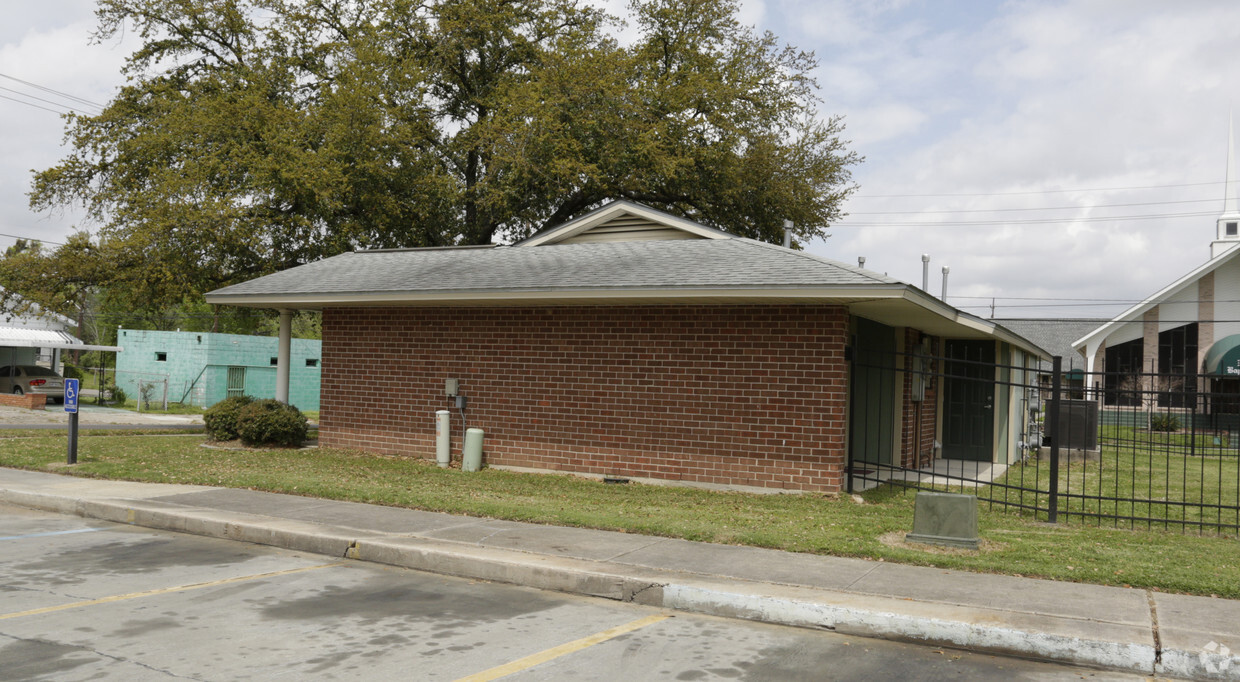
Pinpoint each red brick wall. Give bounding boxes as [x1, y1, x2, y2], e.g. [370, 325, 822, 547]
[321, 305, 850, 492]
[0, 393, 46, 410]
[899, 330, 938, 468]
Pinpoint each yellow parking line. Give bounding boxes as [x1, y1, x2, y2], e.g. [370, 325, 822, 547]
[455, 613, 670, 682]
[0, 562, 341, 621]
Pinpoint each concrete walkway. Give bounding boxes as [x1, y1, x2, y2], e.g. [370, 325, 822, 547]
[1, 467, 1236, 680]
[0, 403, 203, 428]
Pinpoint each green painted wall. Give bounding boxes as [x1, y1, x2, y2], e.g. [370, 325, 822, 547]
[115, 329, 320, 410]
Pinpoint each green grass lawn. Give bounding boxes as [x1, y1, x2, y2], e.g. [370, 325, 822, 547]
[2, 432, 1238, 598]
[991, 440, 1240, 532]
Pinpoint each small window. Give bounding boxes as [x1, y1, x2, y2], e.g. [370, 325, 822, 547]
[155, 352, 167, 362]
[1228, 222, 1238, 237]
[306, 359, 319, 368]
[270, 357, 279, 366]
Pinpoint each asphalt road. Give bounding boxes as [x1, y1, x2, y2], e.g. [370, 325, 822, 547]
[0, 504, 1145, 681]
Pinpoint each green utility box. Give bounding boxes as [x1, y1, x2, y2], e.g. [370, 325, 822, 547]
[906, 491, 980, 549]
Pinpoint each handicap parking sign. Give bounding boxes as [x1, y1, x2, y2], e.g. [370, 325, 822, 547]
[64, 378, 79, 414]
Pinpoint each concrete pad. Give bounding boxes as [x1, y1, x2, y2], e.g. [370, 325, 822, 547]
[425, 519, 673, 562]
[0, 468, 212, 500]
[612, 537, 884, 591]
[348, 535, 667, 604]
[7, 466, 1239, 678]
[661, 577, 1157, 674]
[851, 562, 1152, 625]
[151, 488, 333, 514]
[1152, 592, 1240, 680]
[279, 500, 481, 534]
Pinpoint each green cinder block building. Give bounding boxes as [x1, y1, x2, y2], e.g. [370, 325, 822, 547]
[115, 329, 321, 410]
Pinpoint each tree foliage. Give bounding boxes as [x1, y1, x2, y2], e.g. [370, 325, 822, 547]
[20, 0, 859, 315]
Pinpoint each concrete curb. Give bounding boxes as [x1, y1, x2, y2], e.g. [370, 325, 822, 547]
[3, 488, 1236, 680]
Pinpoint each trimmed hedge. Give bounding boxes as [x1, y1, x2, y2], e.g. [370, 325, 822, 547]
[236, 399, 308, 447]
[204, 395, 256, 441]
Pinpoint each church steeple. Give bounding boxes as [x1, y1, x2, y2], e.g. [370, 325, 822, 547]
[1213, 113, 1240, 258]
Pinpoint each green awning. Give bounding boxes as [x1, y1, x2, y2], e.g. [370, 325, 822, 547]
[1066, 369, 1086, 380]
[1204, 334, 1240, 376]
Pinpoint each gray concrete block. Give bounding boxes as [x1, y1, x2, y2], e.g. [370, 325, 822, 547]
[906, 491, 979, 549]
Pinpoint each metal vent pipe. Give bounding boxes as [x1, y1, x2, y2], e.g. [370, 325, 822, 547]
[941, 266, 950, 301]
[921, 254, 930, 291]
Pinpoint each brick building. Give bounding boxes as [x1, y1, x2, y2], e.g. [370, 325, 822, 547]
[207, 201, 1044, 493]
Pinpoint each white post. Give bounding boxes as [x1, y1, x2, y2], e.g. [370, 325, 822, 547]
[276, 309, 292, 404]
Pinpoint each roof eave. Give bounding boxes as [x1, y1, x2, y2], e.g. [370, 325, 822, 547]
[204, 284, 913, 309]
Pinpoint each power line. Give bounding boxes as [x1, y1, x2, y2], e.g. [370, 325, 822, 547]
[835, 210, 1216, 227]
[0, 92, 72, 116]
[853, 179, 1235, 199]
[0, 85, 96, 116]
[0, 72, 105, 110]
[0, 232, 64, 246]
[848, 197, 1222, 216]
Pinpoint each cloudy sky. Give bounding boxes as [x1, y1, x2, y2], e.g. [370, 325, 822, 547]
[2, 1, 1239, 320]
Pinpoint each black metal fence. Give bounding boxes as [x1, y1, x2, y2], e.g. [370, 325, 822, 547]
[846, 353, 1240, 535]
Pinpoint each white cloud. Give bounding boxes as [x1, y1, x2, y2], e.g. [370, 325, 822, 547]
[800, 0, 1240, 318]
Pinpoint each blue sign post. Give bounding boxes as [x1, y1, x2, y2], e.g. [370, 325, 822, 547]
[65, 379, 79, 464]
[64, 379, 79, 414]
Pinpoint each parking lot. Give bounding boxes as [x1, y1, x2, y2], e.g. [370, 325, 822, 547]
[0, 503, 1145, 681]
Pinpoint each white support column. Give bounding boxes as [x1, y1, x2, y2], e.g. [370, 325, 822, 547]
[276, 309, 292, 404]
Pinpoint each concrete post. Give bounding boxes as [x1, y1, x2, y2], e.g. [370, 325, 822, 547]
[276, 309, 292, 404]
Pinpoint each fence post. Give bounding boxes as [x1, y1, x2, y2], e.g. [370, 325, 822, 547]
[1047, 356, 1062, 523]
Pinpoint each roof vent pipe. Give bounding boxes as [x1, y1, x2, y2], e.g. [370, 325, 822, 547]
[782, 220, 794, 248]
[941, 266, 950, 301]
[921, 254, 930, 291]
[858, 256, 866, 268]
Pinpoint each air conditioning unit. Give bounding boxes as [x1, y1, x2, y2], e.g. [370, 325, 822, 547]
[1055, 399, 1098, 451]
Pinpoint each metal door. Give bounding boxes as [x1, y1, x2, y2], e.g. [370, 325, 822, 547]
[226, 366, 246, 398]
[941, 340, 995, 462]
[849, 318, 897, 467]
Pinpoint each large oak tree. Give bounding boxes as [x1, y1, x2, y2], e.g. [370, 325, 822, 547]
[18, 0, 859, 319]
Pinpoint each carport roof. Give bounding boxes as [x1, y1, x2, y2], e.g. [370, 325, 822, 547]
[0, 326, 122, 353]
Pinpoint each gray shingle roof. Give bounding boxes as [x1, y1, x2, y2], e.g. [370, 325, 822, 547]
[994, 319, 1106, 367]
[207, 237, 900, 300]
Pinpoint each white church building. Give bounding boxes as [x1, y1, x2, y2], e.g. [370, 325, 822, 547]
[1074, 124, 1240, 411]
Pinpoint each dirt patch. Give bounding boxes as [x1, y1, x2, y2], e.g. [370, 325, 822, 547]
[878, 531, 1005, 555]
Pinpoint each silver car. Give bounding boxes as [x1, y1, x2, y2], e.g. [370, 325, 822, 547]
[0, 365, 66, 403]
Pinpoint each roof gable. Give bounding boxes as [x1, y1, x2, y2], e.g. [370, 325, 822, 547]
[517, 200, 732, 247]
[1074, 243, 1240, 350]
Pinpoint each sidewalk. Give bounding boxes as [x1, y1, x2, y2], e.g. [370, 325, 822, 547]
[0, 403, 203, 428]
[1, 467, 1236, 680]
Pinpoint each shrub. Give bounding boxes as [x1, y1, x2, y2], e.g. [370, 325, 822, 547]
[235, 399, 308, 447]
[139, 382, 158, 410]
[104, 384, 127, 405]
[1149, 413, 1181, 432]
[204, 395, 257, 441]
[61, 364, 83, 380]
